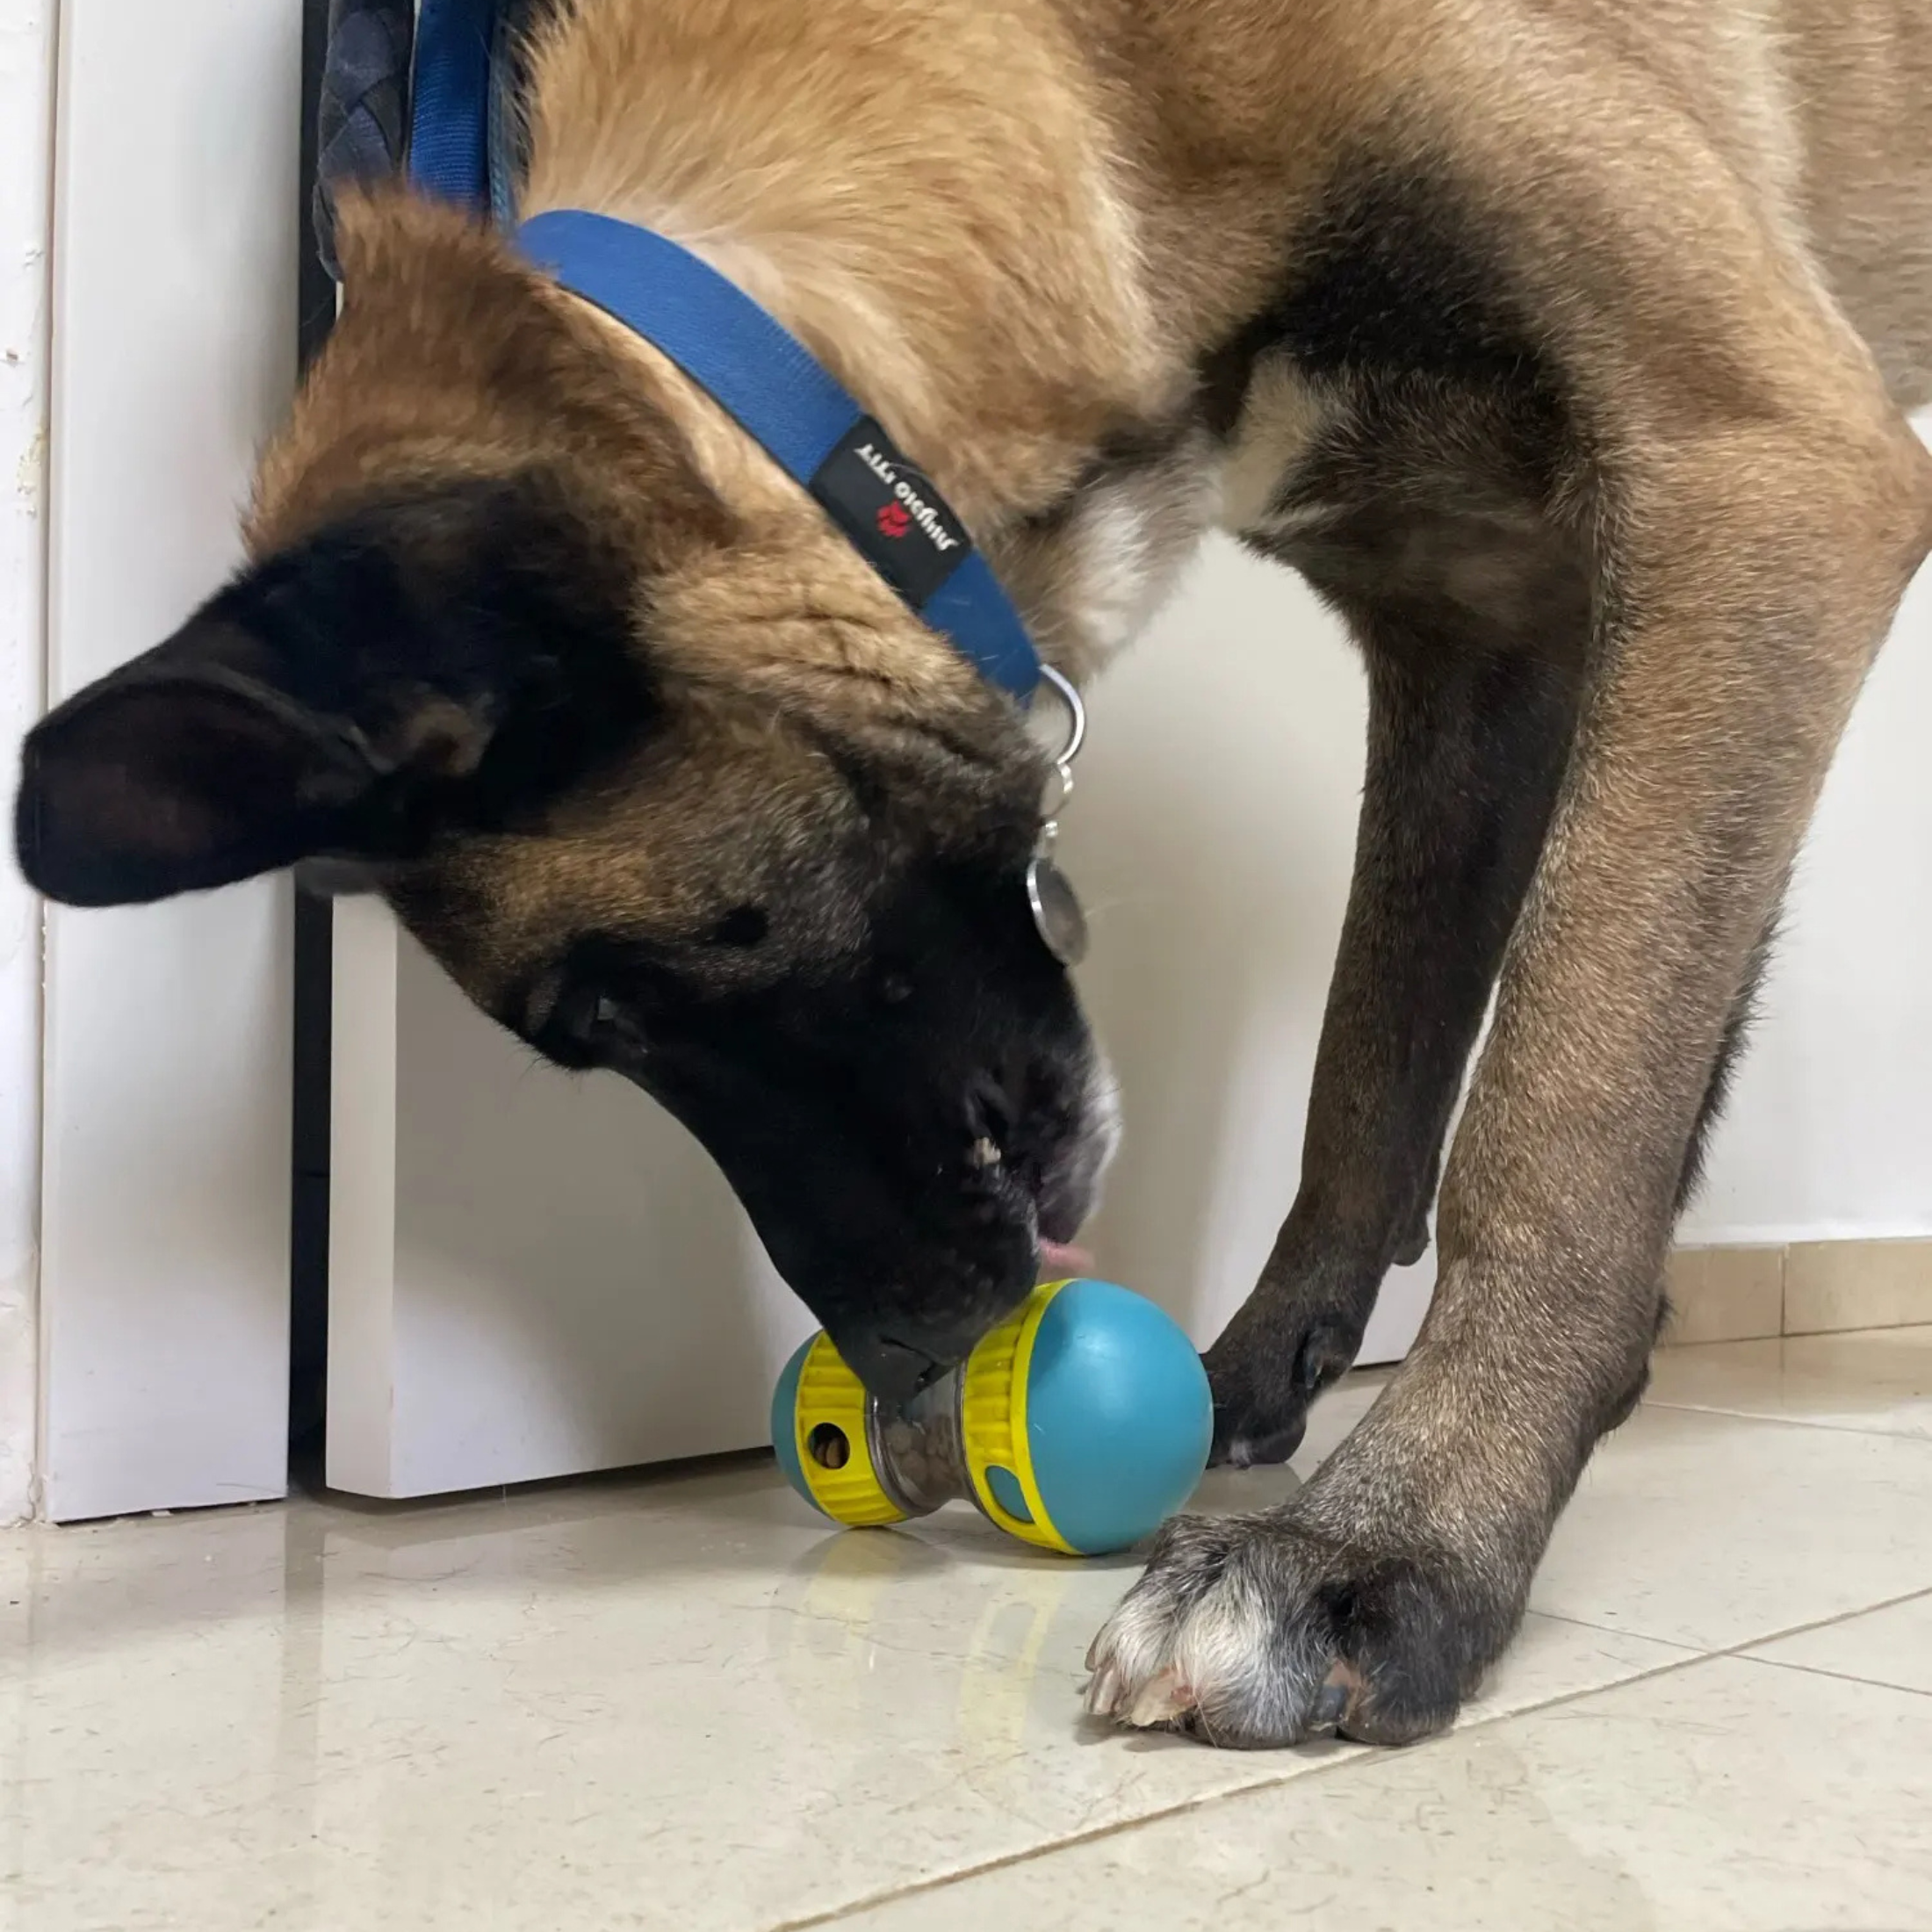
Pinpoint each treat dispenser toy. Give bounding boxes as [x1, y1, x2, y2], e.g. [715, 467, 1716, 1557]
[772, 1278, 1213, 1555]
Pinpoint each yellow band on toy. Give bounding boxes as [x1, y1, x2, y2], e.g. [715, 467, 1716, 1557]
[960, 1282, 1078, 1554]
[793, 1332, 906, 1526]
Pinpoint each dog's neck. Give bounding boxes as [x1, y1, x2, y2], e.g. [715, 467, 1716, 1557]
[514, 0, 1182, 544]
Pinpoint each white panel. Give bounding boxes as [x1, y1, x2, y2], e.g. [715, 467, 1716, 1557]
[0, 0, 55, 1524]
[328, 901, 813, 1498]
[1066, 537, 1432, 1366]
[39, 0, 300, 1518]
[322, 898, 400, 1498]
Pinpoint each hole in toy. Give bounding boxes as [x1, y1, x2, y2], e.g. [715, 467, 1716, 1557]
[807, 1423, 851, 1470]
[986, 1465, 1034, 1523]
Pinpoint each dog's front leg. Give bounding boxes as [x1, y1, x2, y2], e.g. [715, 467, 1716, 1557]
[1206, 600, 1588, 1468]
[1088, 350, 1932, 1746]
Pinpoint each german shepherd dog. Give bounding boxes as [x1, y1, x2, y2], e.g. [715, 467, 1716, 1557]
[16, 0, 1932, 1748]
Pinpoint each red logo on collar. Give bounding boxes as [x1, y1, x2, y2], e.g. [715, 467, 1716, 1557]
[876, 501, 911, 539]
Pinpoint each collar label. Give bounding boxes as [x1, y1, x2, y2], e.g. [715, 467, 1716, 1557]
[810, 418, 972, 609]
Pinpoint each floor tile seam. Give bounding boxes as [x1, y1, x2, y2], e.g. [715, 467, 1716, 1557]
[1635, 1399, 1932, 1445]
[764, 1649, 1723, 1930]
[1529, 1583, 1932, 1669]
[782, 1583, 1932, 1925]
[1726, 1648, 1932, 1702]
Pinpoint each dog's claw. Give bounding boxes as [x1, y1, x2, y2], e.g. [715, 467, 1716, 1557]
[1125, 1667, 1193, 1729]
[1084, 1661, 1123, 1718]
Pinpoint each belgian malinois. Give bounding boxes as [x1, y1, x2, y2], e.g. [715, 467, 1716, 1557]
[17, 0, 1932, 1747]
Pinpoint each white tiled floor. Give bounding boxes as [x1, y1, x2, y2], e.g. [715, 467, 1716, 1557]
[4, 1330, 1931, 1931]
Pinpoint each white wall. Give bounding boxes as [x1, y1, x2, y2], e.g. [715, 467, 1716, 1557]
[1679, 417, 1932, 1246]
[0, 0, 54, 1525]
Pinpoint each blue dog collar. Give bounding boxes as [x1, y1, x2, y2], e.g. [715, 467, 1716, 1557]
[401, 0, 1043, 703]
[516, 213, 1043, 700]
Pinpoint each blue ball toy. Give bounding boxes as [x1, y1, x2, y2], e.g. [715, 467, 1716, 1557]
[772, 1278, 1212, 1555]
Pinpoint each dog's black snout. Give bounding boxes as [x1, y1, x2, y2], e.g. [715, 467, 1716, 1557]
[833, 1330, 955, 1404]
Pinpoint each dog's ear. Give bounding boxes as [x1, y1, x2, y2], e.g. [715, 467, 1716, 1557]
[16, 479, 652, 906]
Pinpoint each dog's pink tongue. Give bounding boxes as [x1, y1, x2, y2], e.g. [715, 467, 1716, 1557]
[1037, 1240, 1095, 1281]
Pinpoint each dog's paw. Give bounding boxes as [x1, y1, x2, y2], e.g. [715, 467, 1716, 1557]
[1203, 1328, 1348, 1468]
[1084, 1509, 1494, 1749]
[1201, 1210, 1432, 1468]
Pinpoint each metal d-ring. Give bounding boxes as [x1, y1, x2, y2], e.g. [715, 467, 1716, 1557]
[1035, 662, 1086, 771]
[1025, 663, 1092, 966]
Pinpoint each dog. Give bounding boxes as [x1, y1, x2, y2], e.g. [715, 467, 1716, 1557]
[15, 0, 1932, 1748]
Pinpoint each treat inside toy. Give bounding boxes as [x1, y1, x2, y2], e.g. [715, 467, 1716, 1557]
[773, 1279, 1212, 1555]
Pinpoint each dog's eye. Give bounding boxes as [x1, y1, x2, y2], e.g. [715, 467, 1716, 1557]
[545, 982, 648, 1062]
[588, 990, 649, 1053]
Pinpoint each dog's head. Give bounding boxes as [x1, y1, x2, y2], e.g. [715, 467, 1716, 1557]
[13, 196, 1116, 1399]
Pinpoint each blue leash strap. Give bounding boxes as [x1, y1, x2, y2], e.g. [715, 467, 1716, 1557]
[407, 0, 495, 205]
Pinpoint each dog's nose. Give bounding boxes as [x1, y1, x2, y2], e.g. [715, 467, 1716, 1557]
[833, 1330, 957, 1405]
